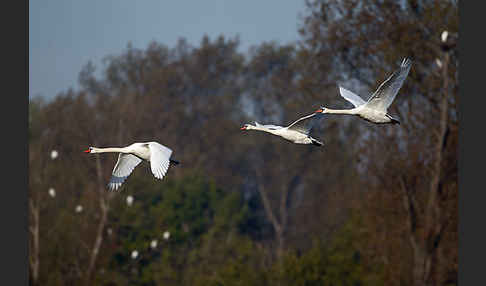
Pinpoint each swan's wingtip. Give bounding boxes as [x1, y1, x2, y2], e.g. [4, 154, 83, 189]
[338, 85, 348, 92]
[401, 57, 413, 67]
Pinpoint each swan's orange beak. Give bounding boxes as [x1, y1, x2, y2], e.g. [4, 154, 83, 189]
[240, 126, 246, 130]
[315, 108, 323, 113]
[83, 149, 91, 153]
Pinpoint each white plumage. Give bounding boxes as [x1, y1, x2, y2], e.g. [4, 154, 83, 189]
[338, 86, 366, 107]
[241, 113, 325, 146]
[316, 58, 412, 125]
[84, 142, 179, 191]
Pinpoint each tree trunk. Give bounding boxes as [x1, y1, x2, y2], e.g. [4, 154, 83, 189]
[29, 198, 39, 286]
[424, 52, 450, 286]
[84, 196, 108, 286]
[402, 52, 451, 286]
[412, 245, 428, 286]
[256, 178, 283, 257]
[255, 169, 301, 260]
[84, 155, 112, 286]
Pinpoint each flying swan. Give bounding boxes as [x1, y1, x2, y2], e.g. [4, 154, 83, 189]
[240, 113, 324, 146]
[315, 58, 412, 124]
[84, 142, 179, 191]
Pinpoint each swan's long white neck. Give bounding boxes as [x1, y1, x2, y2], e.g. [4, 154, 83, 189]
[322, 107, 357, 115]
[91, 147, 128, 153]
[252, 126, 269, 132]
[248, 126, 279, 134]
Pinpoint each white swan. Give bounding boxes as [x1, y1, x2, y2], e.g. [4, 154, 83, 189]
[84, 142, 179, 191]
[241, 113, 324, 146]
[315, 58, 412, 124]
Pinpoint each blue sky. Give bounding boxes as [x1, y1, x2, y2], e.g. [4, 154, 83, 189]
[29, 0, 307, 99]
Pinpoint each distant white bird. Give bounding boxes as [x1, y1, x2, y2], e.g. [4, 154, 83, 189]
[50, 150, 59, 160]
[84, 142, 180, 191]
[316, 58, 412, 125]
[240, 113, 324, 146]
[441, 30, 449, 42]
[435, 58, 443, 68]
[131, 250, 139, 259]
[126, 195, 134, 206]
[163, 231, 170, 240]
[150, 239, 158, 249]
[48, 187, 56, 198]
[75, 205, 83, 213]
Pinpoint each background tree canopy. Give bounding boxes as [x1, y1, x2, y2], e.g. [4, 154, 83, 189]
[29, 1, 458, 285]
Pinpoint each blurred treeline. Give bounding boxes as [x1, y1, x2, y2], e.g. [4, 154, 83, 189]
[28, 1, 458, 285]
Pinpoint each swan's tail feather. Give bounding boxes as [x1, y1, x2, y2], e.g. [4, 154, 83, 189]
[311, 138, 324, 147]
[386, 114, 400, 125]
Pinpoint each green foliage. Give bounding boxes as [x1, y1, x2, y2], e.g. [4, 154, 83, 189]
[273, 214, 384, 286]
[97, 173, 264, 285]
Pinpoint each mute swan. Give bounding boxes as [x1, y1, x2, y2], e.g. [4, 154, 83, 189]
[84, 142, 179, 191]
[315, 58, 412, 124]
[240, 113, 324, 146]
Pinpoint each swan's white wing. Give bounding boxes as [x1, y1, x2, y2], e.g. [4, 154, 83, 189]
[148, 142, 173, 180]
[255, 121, 283, 130]
[338, 86, 366, 107]
[366, 58, 412, 111]
[108, 154, 142, 191]
[286, 113, 323, 135]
